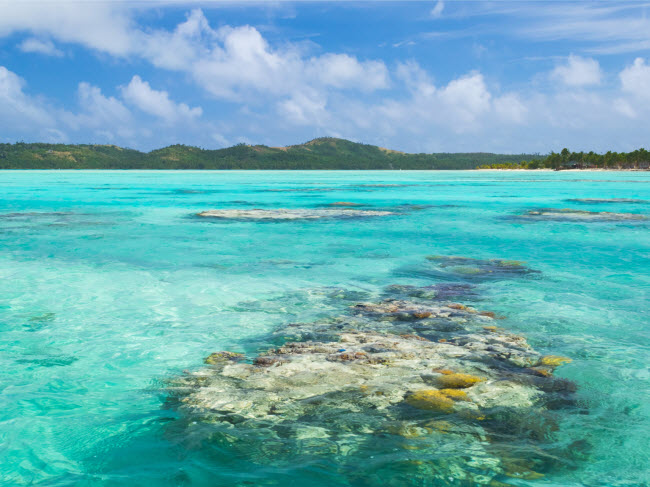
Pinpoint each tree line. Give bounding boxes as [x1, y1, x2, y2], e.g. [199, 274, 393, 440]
[479, 148, 650, 170]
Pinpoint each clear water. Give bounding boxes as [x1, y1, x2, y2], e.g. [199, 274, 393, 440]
[0, 170, 648, 487]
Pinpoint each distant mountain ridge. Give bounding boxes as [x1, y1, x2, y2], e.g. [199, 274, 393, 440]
[0, 137, 540, 170]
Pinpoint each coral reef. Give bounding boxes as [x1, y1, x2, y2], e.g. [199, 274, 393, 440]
[397, 255, 540, 282]
[165, 257, 580, 486]
[521, 208, 646, 221]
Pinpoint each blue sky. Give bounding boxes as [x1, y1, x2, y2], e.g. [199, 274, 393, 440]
[1, 1, 650, 153]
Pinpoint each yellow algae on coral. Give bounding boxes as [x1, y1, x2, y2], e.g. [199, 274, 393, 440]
[401, 443, 425, 450]
[502, 458, 546, 480]
[529, 366, 553, 377]
[435, 372, 485, 389]
[412, 311, 432, 319]
[204, 351, 244, 364]
[458, 410, 487, 421]
[439, 389, 470, 401]
[386, 423, 423, 438]
[483, 325, 499, 332]
[432, 369, 455, 375]
[426, 420, 454, 433]
[540, 355, 572, 367]
[406, 390, 455, 412]
[454, 266, 487, 275]
[489, 480, 515, 487]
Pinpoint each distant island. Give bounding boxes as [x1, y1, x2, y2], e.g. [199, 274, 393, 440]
[0, 138, 647, 170]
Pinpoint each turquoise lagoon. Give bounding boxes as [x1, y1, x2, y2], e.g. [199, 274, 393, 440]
[0, 170, 648, 486]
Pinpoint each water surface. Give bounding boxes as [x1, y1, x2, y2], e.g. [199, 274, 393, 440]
[1, 170, 648, 486]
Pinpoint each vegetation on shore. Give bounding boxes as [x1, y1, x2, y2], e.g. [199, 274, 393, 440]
[0, 138, 538, 170]
[479, 148, 650, 170]
[2, 138, 646, 170]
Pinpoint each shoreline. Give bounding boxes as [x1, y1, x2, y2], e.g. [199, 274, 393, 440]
[477, 168, 649, 172]
[0, 168, 648, 172]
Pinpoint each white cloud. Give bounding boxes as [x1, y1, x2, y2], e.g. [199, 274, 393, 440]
[0, 66, 54, 129]
[190, 22, 390, 102]
[18, 38, 63, 57]
[121, 75, 202, 122]
[508, 3, 650, 54]
[327, 66, 497, 139]
[620, 57, 650, 100]
[614, 97, 636, 118]
[396, 60, 435, 96]
[438, 72, 491, 127]
[61, 82, 133, 141]
[307, 53, 389, 91]
[278, 90, 328, 125]
[2, 4, 650, 153]
[0, 2, 134, 56]
[551, 55, 602, 86]
[494, 94, 528, 123]
[431, 1, 445, 18]
[1, 7, 390, 105]
[191, 24, 301, 100]
[137, 9, 217, 71]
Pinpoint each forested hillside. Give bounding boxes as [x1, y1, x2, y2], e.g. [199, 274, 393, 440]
[0, 138, 539, 170]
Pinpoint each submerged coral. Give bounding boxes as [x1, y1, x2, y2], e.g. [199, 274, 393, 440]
[327, 201, 364, 207]
[166, 256, 579, 485]
[384, 283, 478, 301]
[397, 255, 540, 282]
[566, 198, 648, 204]
[196, 208, 394, 220]
[520, 208, 646, 221]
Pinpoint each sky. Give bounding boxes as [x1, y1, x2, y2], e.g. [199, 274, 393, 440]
[1, 1, 650, 153]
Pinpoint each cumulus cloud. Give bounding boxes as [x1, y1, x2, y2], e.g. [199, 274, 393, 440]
[190, 21, 389, 102]
[620, 57, 650, 100]
[438, 73, 492, 127]
[0, 2, 134, 56]
[2, 4, 650, 153]
[59, 82, 135, 142]
[0, 66, 55, 130]
[76, 82, 131, 126]
[307, 53, 389, 91]
[18, 38, 63, 57]
[376, 66, 493, 134]
[138, 9, 217, 71]
[278, 90, 328, 125]
[120, 75, 202, 123]
[493, 94, 528, 123]
[2, 7, 390, 106]
[551, 55, 602, 86]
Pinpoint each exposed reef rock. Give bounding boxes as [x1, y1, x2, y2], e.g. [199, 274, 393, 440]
[166, 257, 579, 486]
[196, 208, 394, 220]
[521, 208, 646, 221]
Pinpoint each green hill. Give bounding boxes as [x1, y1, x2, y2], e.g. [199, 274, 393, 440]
[0, 138, 540, 170]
